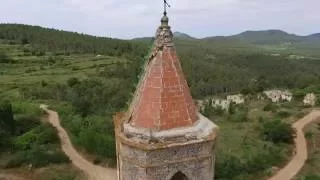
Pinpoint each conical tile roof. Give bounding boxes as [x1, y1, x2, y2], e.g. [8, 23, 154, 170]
[128, 15, 198, 131]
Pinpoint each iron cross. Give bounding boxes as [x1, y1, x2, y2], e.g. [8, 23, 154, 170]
[164, 0, 170, 15]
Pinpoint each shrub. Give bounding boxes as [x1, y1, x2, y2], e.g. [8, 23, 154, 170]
[23, 48, 31, 53]
[263, 103, 277, 112]
[12, 101, 42, 116]
[261, 119, 296, 144]
[71, 66, 79, 71]
[292, 89, 307, 100]
[77, 127, 116, 160]
[216, 143, 287, 179]
[4, 152, 26, 168]
[277, 111, 291, 118]
[213, 106, 225, 116]
[13, 129, 38, 150]
[215, 154, 245, 179]
[316, 95, 320, 107]
[228, 102, 236, 114]
[228, 111, 248, 122]
[25, 68, 37, 73]
[304, 174, 320, 180]
[48, 56, 56, 64]
[36, 50, 46, 56]
[67, 77, 80, 87]
[0, 100, 15, 134]
[93, 157, 101, 165]
[41, 80, 48, 87]
[5, 148, 69, 168]
[21, 37, 29, 44]
[15, 115, 40, 135]
[14, 124, 59, 150]
[0, 51, 12, 63]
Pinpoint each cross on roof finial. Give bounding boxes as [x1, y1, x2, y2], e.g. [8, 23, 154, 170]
[163, 0, 170, 16]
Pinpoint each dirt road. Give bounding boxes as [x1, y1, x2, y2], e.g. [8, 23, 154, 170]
[40, 103, 320, 180]
[0, 174, 24, 180]
[268, 110, 320, 180]
[40, 105, 117, 180]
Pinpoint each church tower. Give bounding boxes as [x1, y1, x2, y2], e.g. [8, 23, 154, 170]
[114, 9, 218, 180]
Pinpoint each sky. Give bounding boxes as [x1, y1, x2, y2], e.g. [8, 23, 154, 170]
[0, 0, 319, 39]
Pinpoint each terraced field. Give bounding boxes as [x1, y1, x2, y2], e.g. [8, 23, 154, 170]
[0, 44, 127, 96]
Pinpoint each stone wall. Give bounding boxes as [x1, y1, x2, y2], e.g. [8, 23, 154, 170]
[118, 140, 215, 180]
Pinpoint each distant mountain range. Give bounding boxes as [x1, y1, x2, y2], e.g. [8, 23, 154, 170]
[0, 23, 319, 55]
[307, 33, 320, 40]
[133, 30, 320, 47]
[132, 30, 315, 45]
[173, 32, 196, 40]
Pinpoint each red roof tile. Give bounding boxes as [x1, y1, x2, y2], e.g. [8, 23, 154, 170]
[129, 45, 198, 131]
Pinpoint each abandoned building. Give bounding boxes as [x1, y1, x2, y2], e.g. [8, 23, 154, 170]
[114, 11, 218, 180]
[212, 99, 231, 111]
[201, 94, 245, 112]
[227, 94, 245, 105]
[303, 93, 317, 106]
[263, 90, 293, 103]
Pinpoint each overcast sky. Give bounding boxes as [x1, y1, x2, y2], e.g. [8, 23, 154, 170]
[0, 0, 319, 39]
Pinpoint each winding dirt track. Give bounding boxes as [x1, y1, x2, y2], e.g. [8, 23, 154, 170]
[0, 174, 24, 180]
[268, 110, 320, 180]
[39, 103, 320, 180]
[40, 105, 117, 180]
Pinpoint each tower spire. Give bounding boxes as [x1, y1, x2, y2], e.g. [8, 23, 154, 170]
[163, 0, 170, 16]
[126, 1, 197, 131]
[115, 7, 218, 180]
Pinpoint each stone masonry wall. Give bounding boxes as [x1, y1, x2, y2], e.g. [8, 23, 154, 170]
[118, 140, 215, 180]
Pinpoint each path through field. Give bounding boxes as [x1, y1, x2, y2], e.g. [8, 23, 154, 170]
[268, 110, 320, 180]
[40, 103, 320, 180]
[0, 173, 24, 180]
[40, 105, 117, 180]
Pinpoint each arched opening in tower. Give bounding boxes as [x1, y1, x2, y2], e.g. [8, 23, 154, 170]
[170, 171, 189, 180]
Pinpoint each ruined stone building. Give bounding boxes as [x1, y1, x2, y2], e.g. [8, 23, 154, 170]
[227, 94, 245, 105]
[114, 13, 218, 180]
[212, 99, 230, 111]
[303, 93, 317, 106]
[263, 90, 292, 103]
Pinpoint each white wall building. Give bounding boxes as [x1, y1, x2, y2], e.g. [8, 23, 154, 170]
[303, 93, 317, 106]
[263, 90, 293, 103]
[212, 99, 231, 111]
[227, 94, 245, 104]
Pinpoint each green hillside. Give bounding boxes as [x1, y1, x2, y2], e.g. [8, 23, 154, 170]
[1, 24, 320, 180]
[2, 24, 320, 99]
[173, 31, 196, 40]
[231, 30, 302, 44]
[203, 30, 320, 57]
[0, 24, 148, 57]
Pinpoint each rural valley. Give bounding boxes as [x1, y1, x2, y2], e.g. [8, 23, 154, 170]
[1, 6, 320, 180]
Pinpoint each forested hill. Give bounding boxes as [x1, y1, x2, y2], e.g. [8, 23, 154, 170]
[2, 23, 320, 99]
[0, 24, 149, 58]
[203, 30, 320, 47]
[173, 31, 196, 40]
[230, 30, 302, 44]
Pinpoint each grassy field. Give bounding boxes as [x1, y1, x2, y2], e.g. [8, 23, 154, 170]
[0, 43, 128, 179]
[0, 164, 85, 180]
[0, 43, 126, 98]
[295, 119, 320, 180]
[212, 98, 309, 179]
[0, 47, 124, 85]
[1, 29, 320, 180]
